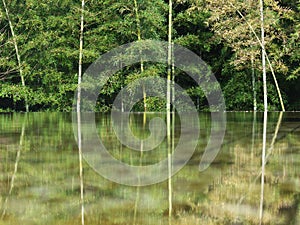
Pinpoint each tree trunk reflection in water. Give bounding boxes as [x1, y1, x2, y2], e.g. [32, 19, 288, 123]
[238, 112, 283, 221]
[265, 112, 283, 160]
[133, 141, 143, 225]
[251, 112, 257, 162]
[168, 116, 173, 225]
[77, 111, 84, 225]
[133, 113, 145, 225]
[259, 110, 267, 224]
[260, 112, 283, 224]
[1, 118, 25, 219]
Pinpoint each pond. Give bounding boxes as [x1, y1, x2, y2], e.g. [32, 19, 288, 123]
[0, 112, 299, 225]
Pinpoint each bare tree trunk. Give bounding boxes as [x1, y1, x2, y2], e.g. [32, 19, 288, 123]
[133, 0, 146, 113]
[259, 2, 267, 222]
[167, 0, 173, 223]
[230, 3, 285, 111]
[171, 41, 175, 183]
[251, 55, 257, 111]
[260, 0, 267, 112]
[2, 0, 28, 112]
[77, 0, 85, 224]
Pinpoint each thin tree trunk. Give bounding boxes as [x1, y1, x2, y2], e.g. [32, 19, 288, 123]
[259, 3, 267, 221]
[171, 42, 175, 111]
[170, 45, 175, 223]
[230, 3, 285, 111]
[171, 41, 175, 172]
[167, 0, 173, 223]
[260, 0, 267, 112]
[77, 0, 84, 114]
[251, 55, 257, 111]
[133, 0, 146, 113]
[77, 0, 85, 224]
[2, 0, 28, 112]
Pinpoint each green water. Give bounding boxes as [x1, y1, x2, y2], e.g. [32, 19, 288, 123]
[0, 112, 300, 225]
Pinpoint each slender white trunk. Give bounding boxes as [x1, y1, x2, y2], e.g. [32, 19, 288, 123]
[2, 0, 28, 112]
[251, 55, 257, 111]
[77, 0, 84, 114]
[77, 0, 85, 224]
[167, 0, 173, 223]
[132, 12, 146, 222]
[259, 3, 267, 222]
[230, 2, 285, 111]
[133, 0, 146, 112]
[171, 41, 175, 186]
[260, 0, 267, 112]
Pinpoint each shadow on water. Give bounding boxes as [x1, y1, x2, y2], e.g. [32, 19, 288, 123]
[0, 112, 299, 224]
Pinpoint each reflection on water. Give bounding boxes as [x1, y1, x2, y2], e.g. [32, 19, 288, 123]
[0, 112, 300, 225]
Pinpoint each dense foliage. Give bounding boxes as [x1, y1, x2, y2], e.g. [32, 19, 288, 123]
[0, 0, 299, 112]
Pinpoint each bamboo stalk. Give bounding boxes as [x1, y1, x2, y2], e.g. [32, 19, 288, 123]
[230, 2, 285, 111]
[133, 0, 146, 113]
[167, 0, 173, 223]
[77, 0, 85, 224]
[260, 0, 267, 112]
[1, 0, 28, 112]
[251, 55, 257, 111]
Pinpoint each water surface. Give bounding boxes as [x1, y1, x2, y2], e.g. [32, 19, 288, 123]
[0, 112, 299, 225]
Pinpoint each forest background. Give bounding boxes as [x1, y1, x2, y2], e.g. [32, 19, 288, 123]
[0, 0, 299, 112]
